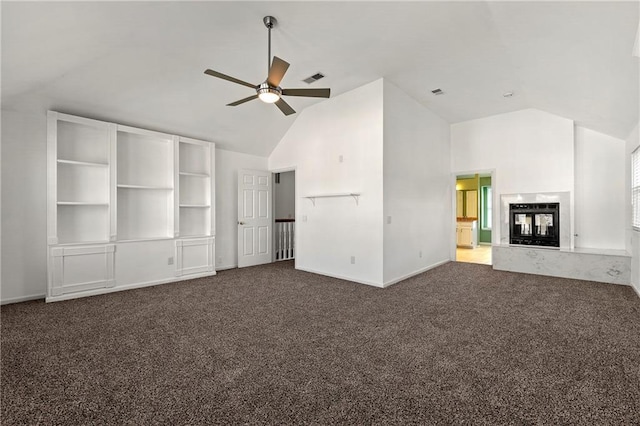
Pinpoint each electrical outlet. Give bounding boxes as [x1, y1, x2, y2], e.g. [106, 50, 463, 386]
[387, 216, 392, 224]
[217, 256, 222, 264]
[302, 215, 308, 222]
[339, 155, 344, 163]
[168, 257, 174, 265]
[419, 250, 423, 258]
[350, 256, 356, 264]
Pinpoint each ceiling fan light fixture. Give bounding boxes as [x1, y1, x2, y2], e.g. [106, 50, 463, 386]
[203, 16, 330, 115]
[258, 83, 281, 103]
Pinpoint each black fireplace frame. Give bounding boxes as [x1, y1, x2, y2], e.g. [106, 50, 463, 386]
[509, 202, 560, 248]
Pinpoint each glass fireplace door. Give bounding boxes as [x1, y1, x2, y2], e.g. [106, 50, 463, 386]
[509, 203, 560, 247]
[513, 213, 533, 239]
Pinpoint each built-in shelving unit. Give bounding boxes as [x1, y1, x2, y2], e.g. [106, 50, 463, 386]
[176, 137, 214, 238]
[116, 126, 174, 241]
[47, 111, 216, 302]
[48, 113, 114, 245]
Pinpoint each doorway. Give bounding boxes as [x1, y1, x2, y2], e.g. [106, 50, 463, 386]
[455, 172, 493, 265]
[274, 170, 295, 262]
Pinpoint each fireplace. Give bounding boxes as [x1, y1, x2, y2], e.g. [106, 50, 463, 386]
[509, 203, 560, 248]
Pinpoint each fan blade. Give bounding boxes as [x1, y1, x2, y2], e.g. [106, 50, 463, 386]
[267, 56, 290, 87]
[227, 94, 259, 106]
[204, 69, 256, 89]
[282, 88, 331, 98]
[274, 98, 296, 116]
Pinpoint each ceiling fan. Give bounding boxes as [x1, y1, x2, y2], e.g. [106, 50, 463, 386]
[204, 16, 330, 116]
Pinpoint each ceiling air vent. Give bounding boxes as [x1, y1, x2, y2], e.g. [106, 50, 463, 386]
[303, 72, 325, 84]
[431, 88, 444, 95]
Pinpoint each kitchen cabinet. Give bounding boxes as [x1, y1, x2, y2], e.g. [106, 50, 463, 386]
[457, 220, 477, 248]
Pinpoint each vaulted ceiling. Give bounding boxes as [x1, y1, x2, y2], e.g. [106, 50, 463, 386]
[2, 1, 638, 156]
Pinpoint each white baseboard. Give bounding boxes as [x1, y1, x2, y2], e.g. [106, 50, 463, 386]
[296, 260, 451, 289]
[45, 271, 217, 303]
[383, 259, 450, 288]
[1, 293, 46, 305]
[295, 266, 384, 288]
[215, 264, 237, 271]
[632, 283, 640, 299]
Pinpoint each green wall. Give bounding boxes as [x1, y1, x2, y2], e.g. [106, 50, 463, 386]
[479, 176, 492, 244]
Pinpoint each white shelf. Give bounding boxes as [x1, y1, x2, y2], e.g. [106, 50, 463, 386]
[55, 239, 111, 246]
[57, 162, 109, 205]
[50, 113, 113, 246]
[57, 159, 108, 167]
[179, 171, 209, 177]
[56, 203, 109, 244]
[117, 129, 173, 188]
[56, 118, 110, 165]
[57, 202, 109, 206]
[117, 236, 175, 243]
[117, 187, 173, 241]
[304, 193, 361, 206]
[117, 184, 173, 190]
[177, 138, 213, 238]
[179, 206, 210, 237]
[179, 142, 210, 176]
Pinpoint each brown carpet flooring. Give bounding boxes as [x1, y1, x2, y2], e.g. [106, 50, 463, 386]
[2, 261, 640, 425]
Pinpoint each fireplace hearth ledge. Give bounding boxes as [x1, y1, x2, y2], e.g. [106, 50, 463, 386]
[492, 244, 631, 285]
[494, 244, 629, 257]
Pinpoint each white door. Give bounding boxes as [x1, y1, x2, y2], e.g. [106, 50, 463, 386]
[237, 169, 272, 268]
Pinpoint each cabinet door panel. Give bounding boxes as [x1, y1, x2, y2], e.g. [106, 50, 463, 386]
[466, 190, 478, 217]
[49, 245, 115, 297]
[175, 237, 215, 277]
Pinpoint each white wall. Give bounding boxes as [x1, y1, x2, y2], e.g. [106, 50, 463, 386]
[382, 80, 451, 284]
[626, 124, 640, 297]
[1, 109, 48, 303]
[574, 126, 626, 250]
[215, 149, 268, 270]
[274, 171, 295, 220]
[269, 79, 385, 286]
[451, 109, 575, 243]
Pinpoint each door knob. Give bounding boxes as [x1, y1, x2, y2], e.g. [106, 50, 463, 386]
[238, 221, 245, 225]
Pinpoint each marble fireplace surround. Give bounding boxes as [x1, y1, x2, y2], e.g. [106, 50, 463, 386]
[494, 191, 630, 285]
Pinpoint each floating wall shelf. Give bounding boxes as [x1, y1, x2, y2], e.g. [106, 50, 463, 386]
[304, 193, 361, 206]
